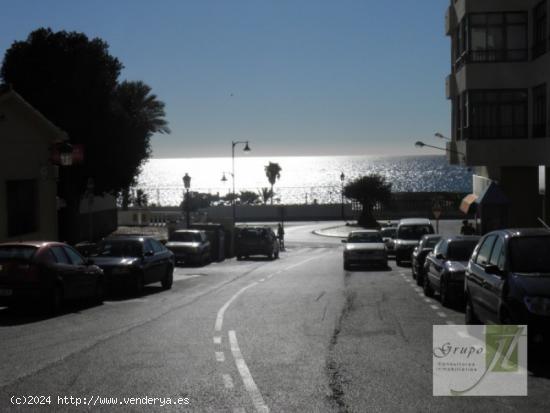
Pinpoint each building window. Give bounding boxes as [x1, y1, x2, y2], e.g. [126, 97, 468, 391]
[6, 179, 38, 237]
[533, 1, 547, 59]
[455, 12, 528, 68]
[533, 84, 547, 138]
[462, 90, 528, 140]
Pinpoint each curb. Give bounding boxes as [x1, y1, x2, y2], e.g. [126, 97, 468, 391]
[312, 225, 350, 238]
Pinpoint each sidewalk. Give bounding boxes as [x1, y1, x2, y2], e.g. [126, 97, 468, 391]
[314, 219, 465, 239]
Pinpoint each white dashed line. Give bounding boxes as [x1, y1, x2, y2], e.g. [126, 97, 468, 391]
[424, 298, 433, 303]
[430, 304, 440, 310]
[229, 330, 269, 413]
[213, 336, 222, 344]
[215, 352, 225, 362]
[259, 278, 265, 282]
[223, 374, 234, 389]
[437, 312, 447, 318]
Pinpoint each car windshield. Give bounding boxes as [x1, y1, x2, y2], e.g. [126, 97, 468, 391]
[380, 228, 396, 238]
[348, 233, 383, 243]
[425, 237, 441, 248]
[509, 237, 550, 273]
[238, 229, 266, 240]
[446, 240, 478, 261]
[94, 240, 143, 257]
[0, 246, 37, 261]
[398, 225, 434, 240]
[171, 232, 201, 242]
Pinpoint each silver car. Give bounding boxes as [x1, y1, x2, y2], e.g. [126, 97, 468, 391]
[342, 230, 388, 270]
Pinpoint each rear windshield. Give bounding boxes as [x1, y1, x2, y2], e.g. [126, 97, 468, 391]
[94, 240, 143, 257]
[380, 228, 396, 238]
[447, 241, 478, 261]
[238, 229, 268, 239]
[398, 225, 434, 240]
[0, 246, 37, 261]
[348, 233, 383, 243]
[171, 232, 201, 242]
[425, 237, 441, 248]
[509, 237, 550, 273]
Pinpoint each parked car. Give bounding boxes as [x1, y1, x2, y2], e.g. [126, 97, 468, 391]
[0, 241, 104, 313]
[91, 236, 174, 294]
[235, 226, 280, 260]
[380, 226, 397, 256]
[342, 230, 388, 270]
[423, 235, 480, 307]
[464, 228, 550, 348]
[165, 229, 211, 265]
[394, 218, 435, 265]
[411, 234, 442, 285]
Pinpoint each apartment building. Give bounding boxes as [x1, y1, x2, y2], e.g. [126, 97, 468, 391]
[446, 0, 550, 229]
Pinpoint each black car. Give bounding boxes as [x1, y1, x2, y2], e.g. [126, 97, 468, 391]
[423, 235, 480, 307]
[411, 234, 441, 285]
[464, 228, 550, 347]
[91, 236, 174, 294]
[235, 226, 280, 260]
[0, 241, 104, 313]
[165, 229, 211, 265]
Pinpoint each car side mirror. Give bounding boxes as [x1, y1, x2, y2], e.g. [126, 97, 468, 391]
[484, 264, 503, 276]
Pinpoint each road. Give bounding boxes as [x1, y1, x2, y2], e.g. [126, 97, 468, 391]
[0, 221, 549, 412]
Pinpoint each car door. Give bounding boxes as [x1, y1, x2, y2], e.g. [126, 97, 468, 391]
[482, 235, 507, 324]
[151, 239, 171, 280]
[468, 235, 497, 322]
[63, 245, 96, 298]
[431, 240, 448, 291]
[49, 246, 77, 299]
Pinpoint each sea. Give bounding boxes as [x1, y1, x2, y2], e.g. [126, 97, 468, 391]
[136, 155, 473, 206]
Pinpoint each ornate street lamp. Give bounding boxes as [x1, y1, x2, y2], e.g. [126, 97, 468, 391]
[230, 141, 251, 224]
[183, 173, 191, 228]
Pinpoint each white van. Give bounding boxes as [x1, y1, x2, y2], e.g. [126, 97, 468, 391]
[394, 218, 435, 265]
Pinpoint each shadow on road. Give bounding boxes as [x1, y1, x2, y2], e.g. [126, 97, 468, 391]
[0, 300, 101, 326]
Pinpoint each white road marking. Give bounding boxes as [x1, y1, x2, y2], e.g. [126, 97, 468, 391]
[214, 336, 222, 344]
[283, 256, 319, 272]
[430, 304, 440, 310]
[229, 330, 269, 413]
[216, 352, 225, 362]
[223, 374, 234, 389]
[446, 320, 455, 325]
[215, 283, 259, 332]
[437, 312, 447, 318]
[259, 278, 265, 282]
[424, 298, 433, 303]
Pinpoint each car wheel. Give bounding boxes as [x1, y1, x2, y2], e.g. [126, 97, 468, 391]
[423, 274, 434, 298]
[416, 273, 423, 287]
[48, 285, 63, 315]
[411, 263, 417, 279]
[268, 250, 274, 260]
[440, 276, 451, 308]
[94, 278, 104, 304]
[465, 295, 481, 325]
[161, 266, 173, 290]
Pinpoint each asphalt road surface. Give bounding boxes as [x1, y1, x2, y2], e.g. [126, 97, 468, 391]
[0, 221, 549, 412]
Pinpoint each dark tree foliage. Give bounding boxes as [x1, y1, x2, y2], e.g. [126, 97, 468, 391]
[239, 190, 259, 205]
[344, 174, 392, 228]
[1, 28, 169, 241]
[1, 28, 169, 195]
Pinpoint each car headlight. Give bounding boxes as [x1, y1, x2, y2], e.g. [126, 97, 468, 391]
[524, 296, 550, 316]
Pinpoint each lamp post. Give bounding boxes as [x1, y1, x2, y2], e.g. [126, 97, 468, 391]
[434, 132, 451, 140]
[86, 177, 94, 241]
[340, 172, 345, 221]
[415, 140, 466, 162]
[183, 173, 191, 228]
[230, 141, 251, 224]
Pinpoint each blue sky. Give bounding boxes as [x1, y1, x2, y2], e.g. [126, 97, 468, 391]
[1, 0, 451, 158]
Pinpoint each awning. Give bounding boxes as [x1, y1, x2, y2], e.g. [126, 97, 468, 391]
[460, 194, 478, 215]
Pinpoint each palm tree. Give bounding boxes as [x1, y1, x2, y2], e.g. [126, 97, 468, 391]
[258, 188, 274, 205]
[343, 174, 392, 228]
[264, 162, 282, 205]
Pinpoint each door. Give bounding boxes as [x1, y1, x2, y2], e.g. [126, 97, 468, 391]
[482, 236, 507, 323]
[468, 235, 497, 322]
[50, 246, 78, 299]
[64, 245, 96, 298]
[143, 239, 162, 283]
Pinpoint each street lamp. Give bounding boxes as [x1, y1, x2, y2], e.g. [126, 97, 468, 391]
[434, 132, 451, 140]
[231, 141, 251, 223]
[415, 140, 466, 162]
[340, 172, 345, 221]
[183, 173, 191, 228]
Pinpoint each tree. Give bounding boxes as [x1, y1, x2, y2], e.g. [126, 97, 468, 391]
[343, 174, 392, 228]
[258, 188, 273, 205]
[134, 189, 148, 207]
[264, 162, 282, 205]
[1, 28, 169, 242]
[239, 191, 259, 205]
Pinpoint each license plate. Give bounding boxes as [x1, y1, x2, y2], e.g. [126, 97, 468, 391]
[0, 289, 13, 297]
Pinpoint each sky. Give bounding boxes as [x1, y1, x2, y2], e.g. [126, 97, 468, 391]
[1, 0, 451, 158]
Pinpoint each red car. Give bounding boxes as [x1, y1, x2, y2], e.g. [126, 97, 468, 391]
[0, 241, 104, 313]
